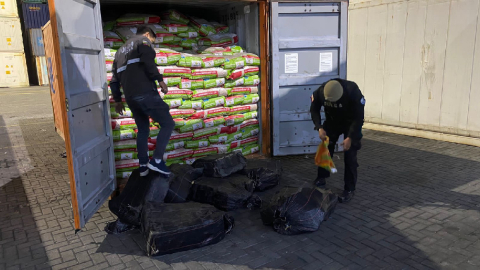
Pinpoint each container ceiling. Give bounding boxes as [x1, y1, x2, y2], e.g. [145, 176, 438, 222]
[99, 0, 259, 8]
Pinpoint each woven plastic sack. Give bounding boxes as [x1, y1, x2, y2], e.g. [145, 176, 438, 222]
[315, 137, 337, 173]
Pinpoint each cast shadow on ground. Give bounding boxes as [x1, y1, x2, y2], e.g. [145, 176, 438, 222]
[96, 131, 480, 269]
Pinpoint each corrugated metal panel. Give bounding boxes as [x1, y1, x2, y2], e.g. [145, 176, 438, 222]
[42, 21, 65, 139]
[347, 0, 480, 138]
[35, 56, 48, 85]
[22, 3, 50, 29]
[29, 28, 45, 56]
[0, 53, 29, 87]
[0, 0, 19, 17]
[0, 17, 24, 52]
[48, 0, 116, 229]
[271, 1, 348, 156]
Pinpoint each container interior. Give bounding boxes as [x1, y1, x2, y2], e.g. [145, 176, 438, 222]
[98, 0, 264, 153]
[99, 0, 260, 55]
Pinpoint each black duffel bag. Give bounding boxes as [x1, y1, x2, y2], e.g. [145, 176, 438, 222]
[241, 159, 282, 192]
[108, 170, 170, 227]
[192, 152, 247, 178]
[164, 164, 203, 203]
[261, 187, 338, 235]
[190, 174, 261, 211]
[142, 202, 234, 256]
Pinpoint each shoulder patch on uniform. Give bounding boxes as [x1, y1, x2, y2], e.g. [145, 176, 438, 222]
[360, 97, 366, 105]
[142, 40, 149, 45]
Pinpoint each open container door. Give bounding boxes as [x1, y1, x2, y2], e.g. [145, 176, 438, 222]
[47, 0, 115, 230]
[271, 0, 347, 156]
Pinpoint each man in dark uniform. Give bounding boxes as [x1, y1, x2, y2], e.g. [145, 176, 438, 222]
[310, 79, 365, 203]
[110, 26, 174, 177]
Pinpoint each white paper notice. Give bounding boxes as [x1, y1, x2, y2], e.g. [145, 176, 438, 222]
[285, 53, 298, 74]
[319, 52, 333, 72]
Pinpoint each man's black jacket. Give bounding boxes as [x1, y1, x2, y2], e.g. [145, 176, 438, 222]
[109, 35, 163, 102]
[310, 78, 365, 140]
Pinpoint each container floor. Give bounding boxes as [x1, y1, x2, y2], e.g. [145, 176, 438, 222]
[1, 86, 480, 270]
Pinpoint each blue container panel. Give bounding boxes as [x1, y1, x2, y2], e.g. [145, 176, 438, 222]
[22, 3, 50, 29]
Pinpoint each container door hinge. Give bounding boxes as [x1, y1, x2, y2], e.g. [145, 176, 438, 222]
[65, 98, 69, 112]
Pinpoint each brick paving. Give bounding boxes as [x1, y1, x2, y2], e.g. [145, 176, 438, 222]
[2, 87, 480, 269]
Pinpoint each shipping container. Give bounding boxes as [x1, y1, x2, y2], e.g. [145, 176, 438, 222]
[35, 56, 48, 85]
[0, 0, 19, 18]
[22, 2, 49, 29]
[45, 0, 347, 230]
[28, 28, 45, 56]
[348, 0, 480, 139]
[0, 52, 29, 87]
[0, 17, 24, 52]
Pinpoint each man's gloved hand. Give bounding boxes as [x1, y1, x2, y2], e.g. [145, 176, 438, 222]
[159, 81, 169, 95]
[318, 128, 327, 141]
[115, 102, 125, 115]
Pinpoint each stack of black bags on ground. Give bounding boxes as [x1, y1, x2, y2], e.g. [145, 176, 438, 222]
[106, 152, 338, 257]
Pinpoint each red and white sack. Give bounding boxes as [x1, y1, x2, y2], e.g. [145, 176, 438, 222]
[157, 66, 191, 77]
[169, 109, 195, 119]
[228, 119, 260, 134]
[192, 144, 229, 157]
[230, 136, 259, 149]
[191, 88, 228, 100]
[191, 107, 230, 119]
[111, 118, 136, 130]
[229, 104, 258, 115]
[163, 148, 194, 161]
[115, 159, 140, 170]
[192, 125, 230, 140]
[160, 88, 193, 99]
[168, 130, 194, 142]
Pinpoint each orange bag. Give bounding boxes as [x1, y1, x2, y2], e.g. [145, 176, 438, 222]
[315, 137, 337, 173]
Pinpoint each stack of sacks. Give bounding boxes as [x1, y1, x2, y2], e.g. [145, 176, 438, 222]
[155, 46, 261, 167]
[102, 11, 262, 180]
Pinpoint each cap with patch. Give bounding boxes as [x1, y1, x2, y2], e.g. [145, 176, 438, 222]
[324, 80, 343, 102]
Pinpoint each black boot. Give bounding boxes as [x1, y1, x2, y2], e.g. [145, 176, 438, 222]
[339, 190, 354, 203]
[314, 177, 326, 188]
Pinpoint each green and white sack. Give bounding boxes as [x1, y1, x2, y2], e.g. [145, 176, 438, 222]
[204, 78, 225, 89]
[179, 79, 204, 90]
[223, 56, 246, 70]
[161, 10, 190, 24]
[163, 77, 181, 87]
[202, 97, 225, 109]
[113, 129, 136, 141]
[244, 75, 261, 86]
[185, 140, 210, 149]
[154, 48, 181, 65]
[225, 95, 244, 107]
[164, 98, 183, 108]
[177, 54, 203, 68]
[179, 100, 203, 110]
[178, 119, 204, 133]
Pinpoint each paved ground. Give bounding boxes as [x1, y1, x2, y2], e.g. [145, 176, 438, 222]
[2, 87, 480, 270]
